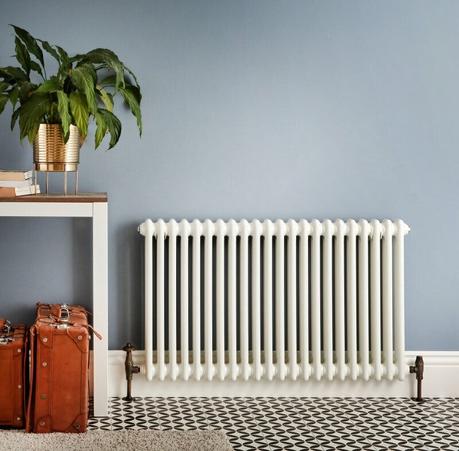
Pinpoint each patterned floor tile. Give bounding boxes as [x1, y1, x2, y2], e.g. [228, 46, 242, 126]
[89, 397, 459, 450]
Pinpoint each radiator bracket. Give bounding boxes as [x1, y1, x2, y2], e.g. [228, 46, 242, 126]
[122, 342, 140, 402]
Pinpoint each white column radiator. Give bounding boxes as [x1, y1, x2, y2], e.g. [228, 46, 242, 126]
[139, 219, 410, 383]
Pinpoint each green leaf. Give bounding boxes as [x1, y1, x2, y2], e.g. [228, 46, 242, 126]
[70, 65, 97, 114]
[69, 91, 89, 138]
[10, 107, 20, 130]
[99, 75, 142, 135]
[97, 108, 121, 149]
[56, 90, 71, 139]
[76, 48, 125, 90]
[99, 74, 116, 87]
[100, 74, 140, 93]
[35, 77, 60, 94]
[124, 65, 140, 89]
[17, 93, 50, 143]
[29, 60, 43, 76]
[0, 66, 28, 83]
[56, 46, 71, 77]
[119, 85, 142, 135]
[46, 102, 60, 123]
[18, 82, 36, 102]
[56, 46, 70, 65]
[0, 95, 8, 115]
[40, 40, 60, 62]
[14, 37, 31, 75]
[96, 86, 113, 111]
[40, 41, 71, 78]
[10, 25, 44, 68]
[8, 86, 19, 107]
[94, 110, 108, 149]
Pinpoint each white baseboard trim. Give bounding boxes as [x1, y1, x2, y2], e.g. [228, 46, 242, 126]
[108, 351, 459, 398]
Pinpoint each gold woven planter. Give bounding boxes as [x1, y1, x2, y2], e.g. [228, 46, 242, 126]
[33, 124, 81, 172]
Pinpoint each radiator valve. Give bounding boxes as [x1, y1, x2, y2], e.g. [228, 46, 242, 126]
[122, 342, 140, 402]
[409, 355, 425, 403]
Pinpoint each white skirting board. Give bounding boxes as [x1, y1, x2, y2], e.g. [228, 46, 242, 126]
[107, 351, 459, 398]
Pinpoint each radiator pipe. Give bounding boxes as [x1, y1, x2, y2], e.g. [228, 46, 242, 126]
[122, 342, 140, 402]
[409, 355, 425, 403]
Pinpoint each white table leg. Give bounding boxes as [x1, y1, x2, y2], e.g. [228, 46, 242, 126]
[93, 202, 108, 416]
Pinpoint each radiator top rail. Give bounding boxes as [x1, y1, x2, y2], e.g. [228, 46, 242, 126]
[139, 218, 410, 238]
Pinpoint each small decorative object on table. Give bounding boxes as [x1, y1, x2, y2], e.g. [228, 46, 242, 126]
[0, 25, 143, 194]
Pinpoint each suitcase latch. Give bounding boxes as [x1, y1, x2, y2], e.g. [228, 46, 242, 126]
[60, 304, 70, 322]
[56, 304, 71, 329]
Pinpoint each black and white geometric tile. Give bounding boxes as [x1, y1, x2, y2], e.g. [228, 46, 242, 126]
[89, 397, 459, 450]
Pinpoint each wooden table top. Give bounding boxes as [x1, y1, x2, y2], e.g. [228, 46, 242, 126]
[0, 193, 108, 203]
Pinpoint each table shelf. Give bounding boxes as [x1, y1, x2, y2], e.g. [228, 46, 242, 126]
[0, 193, 108, 416]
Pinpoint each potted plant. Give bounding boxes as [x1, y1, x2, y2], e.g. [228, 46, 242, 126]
[0, 25, 142, 174]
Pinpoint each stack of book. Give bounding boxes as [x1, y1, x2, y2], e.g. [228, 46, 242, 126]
[0, 170, 40, 197]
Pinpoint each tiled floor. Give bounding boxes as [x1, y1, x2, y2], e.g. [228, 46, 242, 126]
[89, 397, 459, 450]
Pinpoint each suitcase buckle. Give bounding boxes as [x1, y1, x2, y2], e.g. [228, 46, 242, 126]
[55, 304, 71, 328]
[0, 336, 12, 345]
[2, 320, 11, 334]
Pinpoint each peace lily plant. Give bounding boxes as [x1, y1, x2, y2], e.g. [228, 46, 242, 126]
[0, 25, 142, 174]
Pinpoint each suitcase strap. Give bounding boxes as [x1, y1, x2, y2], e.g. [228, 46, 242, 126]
[36, 316, 103, 341]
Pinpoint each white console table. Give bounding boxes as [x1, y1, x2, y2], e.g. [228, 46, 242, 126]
[0, 193, 108, 417]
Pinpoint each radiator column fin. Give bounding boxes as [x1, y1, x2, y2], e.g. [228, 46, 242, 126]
[252, 220, 262, 381]
[144, 219, 155, 381]
[157, 219, 166, 380]
[394, 219, 408, 381]
[299, 220, 311, 380]
[335, 219, 346, 380]
[370, 220, 383, 380]
[359, 219, 371, 381]
[288, 219, 298, 380]
[275, 219, 287, 380]
[383, 219, 395, 380]
[192, 220, 203, 380]
[263, 220, 275, 381]
[323, 219, 334, 380]
[240, 220, 250, 380]
[169, 220, 179, 380]
[347, 219, 358, 380]
[204, 219, 214, 381]
[228, 220, 238, 380]
[180, 219, 191, 380]
[311, 219, 322, 380]
[216, 220, 226, 381]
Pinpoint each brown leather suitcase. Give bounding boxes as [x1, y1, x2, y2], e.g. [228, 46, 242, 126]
[26, 303, 90, 433]
[0, 319, 27, 428]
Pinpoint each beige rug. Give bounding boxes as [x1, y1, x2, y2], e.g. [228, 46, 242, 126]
[0, 430, 233, 451]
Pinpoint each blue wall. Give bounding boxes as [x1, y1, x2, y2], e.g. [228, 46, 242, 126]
[0, 0, 458, 350]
